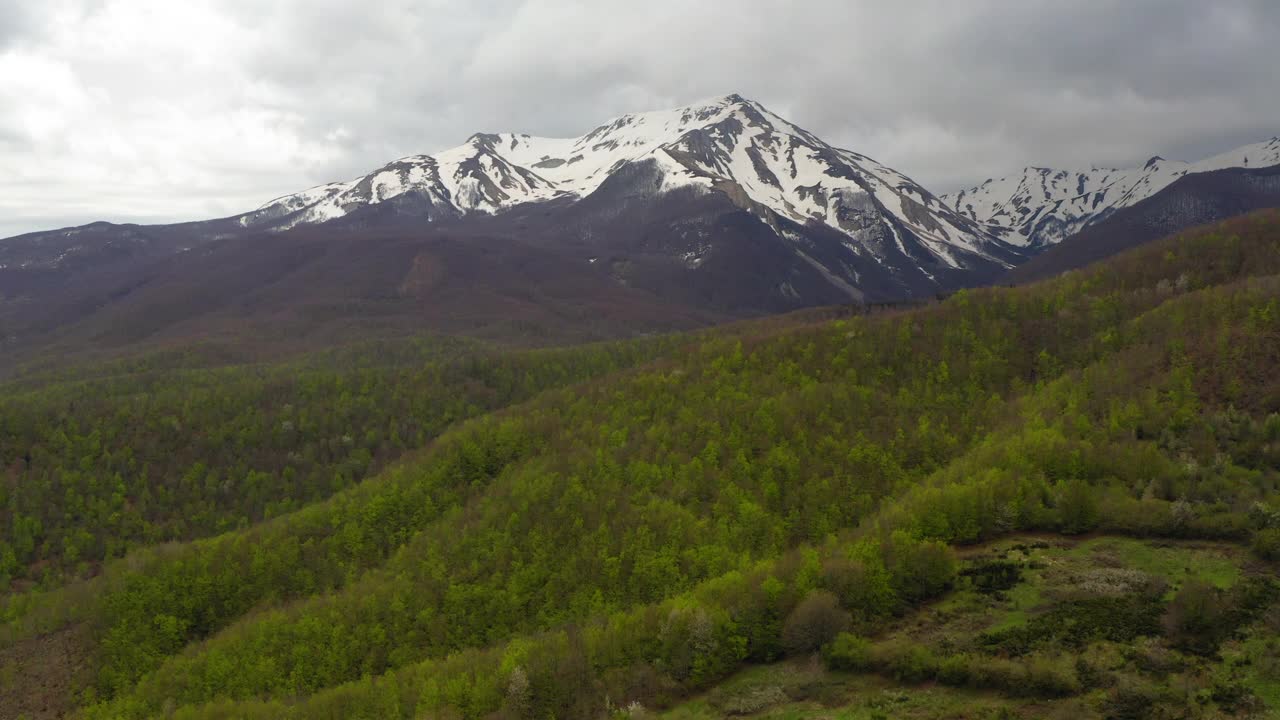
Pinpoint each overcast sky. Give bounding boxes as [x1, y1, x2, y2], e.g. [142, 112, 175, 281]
[1, 0, 1277, 237]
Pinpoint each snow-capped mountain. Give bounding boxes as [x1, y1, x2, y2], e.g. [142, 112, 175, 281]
[240, 94, 1018, 297]
[7, 95, 1277, 362]
[2, 94, 1031, 358]
[945, 137, 1280, 248]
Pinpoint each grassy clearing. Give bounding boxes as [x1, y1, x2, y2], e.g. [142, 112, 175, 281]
[658, 660, 1026, 720]
[973, 536, 1244, 634]
[659, 535, 1275, 720]
[1067, 537, 1241, 590]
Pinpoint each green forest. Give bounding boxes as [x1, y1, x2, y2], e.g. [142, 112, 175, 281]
[3, 210, 1280, 720]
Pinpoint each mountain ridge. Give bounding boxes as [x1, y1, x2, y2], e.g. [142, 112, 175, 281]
[1005, 164, 1280, 283]
[944, 136, 1280, 248]
[240, 94, 1015, 277]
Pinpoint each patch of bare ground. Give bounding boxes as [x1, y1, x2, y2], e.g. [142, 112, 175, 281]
[0, 623, 92, 720]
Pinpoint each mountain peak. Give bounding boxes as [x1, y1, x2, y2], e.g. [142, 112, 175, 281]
[465, 132, 502, 148]
[695, 92, 763, 112]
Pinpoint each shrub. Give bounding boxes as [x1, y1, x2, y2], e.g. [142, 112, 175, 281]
[1124, 638, 1184, 677]
[1209, 681, 1262, 714]
[1185, 511, 1251, 540]
[1162, 581, 1231, 656]
[1022, 655, 1080, 697]
[1103, 681, 1161, 720]
[965, 656, 1021, 691]
[1225, 576, 1280, 631]
[780, 590, 850, 656]
[821, 633, 871, 672]
[882, 644, 937, 683]
[1099, 497, 1176, 537]
[1252, 528, 1280, 561]
[1073, 656, 1106, 690]
[980, 593, 1164, 655]
[959, 559, 1023, 594]
[943, 654, 1078, 698]
[887, 535, 957, 604]
[1249, 500, 1280, 529]
[934, 653, 972, 686]
[712, 685, 787, 716]
[1266, 413, 1280, 442]
[819, 556, 889, 617]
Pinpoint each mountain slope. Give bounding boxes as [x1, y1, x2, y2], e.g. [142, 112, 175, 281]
[945, 137, 1280, 248]
[0, 225, 717, 373]
[4, 211, 1279, 720]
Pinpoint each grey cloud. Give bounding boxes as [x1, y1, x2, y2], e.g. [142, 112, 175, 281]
[0, 0, 32, 48]
[1, 0, 1278, 236]
[234, 0, 1280, 186]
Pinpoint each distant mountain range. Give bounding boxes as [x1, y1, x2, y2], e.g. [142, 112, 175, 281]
[1006, 164, 1280, 283]
[944, 137, 1280, 248]
[0, 94, 1276, 366]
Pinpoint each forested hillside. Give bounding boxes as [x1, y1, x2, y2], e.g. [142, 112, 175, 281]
[3, 211, 1280, 719]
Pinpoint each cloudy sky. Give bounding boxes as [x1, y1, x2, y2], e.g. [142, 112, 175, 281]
[1, 0, 1277, 237]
